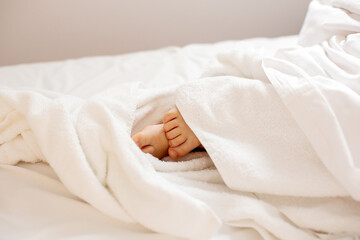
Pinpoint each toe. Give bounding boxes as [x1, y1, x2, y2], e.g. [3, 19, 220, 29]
[132, 124, 169, 159]
[163, 107, 178, 123]
[168, 135, 186, 147]
[163, 119, 179, 132]
[168, 148, 178, 159]
[165, 127, 181, 140]
[132, 133, 144, 147]
[141, 145, 155, 154]
[170, 139, 198, 159]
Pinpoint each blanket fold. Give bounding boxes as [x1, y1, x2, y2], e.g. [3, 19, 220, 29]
[176, 77, 347, 197]
[263, 0, 360, 201]
[0, 84, 221, 240]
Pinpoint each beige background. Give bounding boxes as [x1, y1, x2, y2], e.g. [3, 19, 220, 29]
[0, 0, 311, 66]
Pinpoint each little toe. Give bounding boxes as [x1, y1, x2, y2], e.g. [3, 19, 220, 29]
[165, 127, 181, 140]
[168, 135, 186, 147]
[163, 107, 178, 123]
[163, 119, 179, 132]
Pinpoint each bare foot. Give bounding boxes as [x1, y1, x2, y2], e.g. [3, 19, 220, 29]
[163, 107, 202, 159]
[132, 124, 169, 159]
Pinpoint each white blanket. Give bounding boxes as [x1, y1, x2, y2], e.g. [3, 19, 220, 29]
[264, 0, 360, 201]
[1, 0, 360, 239]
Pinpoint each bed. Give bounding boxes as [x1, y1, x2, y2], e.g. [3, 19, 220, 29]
[1, 0, 360, 240]
[0, 36, 294, 240]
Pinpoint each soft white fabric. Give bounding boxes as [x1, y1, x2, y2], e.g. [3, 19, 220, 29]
[263, 0, 360, 201]
[0, 84, 221, 240]
[176, 76, 346, 197]
[174, 0, 360, 238]
[0, 37, 297, 240]
[0, 162, 265, 240]
[2, 37, 294, 240]
[1, 1, 360, 240]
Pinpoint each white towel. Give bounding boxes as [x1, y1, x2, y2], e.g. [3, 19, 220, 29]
[176, 76, 346, 197]
[0, 84, 220, 240]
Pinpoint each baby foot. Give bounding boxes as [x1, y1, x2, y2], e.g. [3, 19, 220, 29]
[132, 124, 169, 159]
[163, 107, 202, 159]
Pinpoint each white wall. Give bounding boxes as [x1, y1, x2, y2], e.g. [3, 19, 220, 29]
[0, 0, 311, 66]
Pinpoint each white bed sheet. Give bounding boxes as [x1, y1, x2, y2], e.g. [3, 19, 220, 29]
[0, 36, 298, 240]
